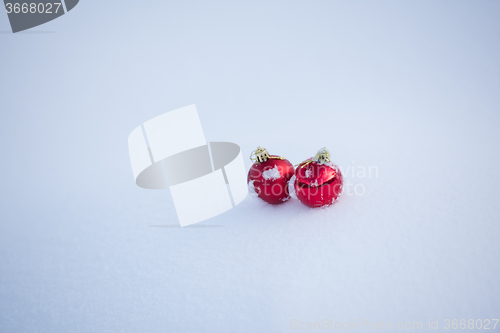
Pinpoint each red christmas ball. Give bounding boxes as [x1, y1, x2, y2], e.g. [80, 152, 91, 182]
[294, 148, 343, 208]
[247, 147, 295, 204]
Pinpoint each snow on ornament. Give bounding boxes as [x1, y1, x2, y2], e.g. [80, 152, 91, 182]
[247, 146, 295, 204]
[294, 147, 343, 208]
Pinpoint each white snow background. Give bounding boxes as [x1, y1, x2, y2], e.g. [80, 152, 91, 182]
[0, 1, 499, 332]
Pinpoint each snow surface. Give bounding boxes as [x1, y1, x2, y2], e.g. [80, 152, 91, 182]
[247, 179, 258, 196]
[1, 1, 500, 332]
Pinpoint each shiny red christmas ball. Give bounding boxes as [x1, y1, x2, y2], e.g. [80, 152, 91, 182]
[247, 147, 295, 204]
[294, 148, 343, 208]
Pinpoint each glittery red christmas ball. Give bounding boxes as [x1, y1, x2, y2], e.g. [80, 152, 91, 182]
[294, 148, 343, 208]
[247, 147, 295, 204]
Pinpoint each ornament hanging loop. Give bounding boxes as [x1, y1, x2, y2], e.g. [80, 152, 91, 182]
[250, 146, 271, 163]
[294, 159, 312, 168]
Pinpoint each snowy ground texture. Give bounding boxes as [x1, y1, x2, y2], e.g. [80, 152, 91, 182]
[1, 1, 499, 332]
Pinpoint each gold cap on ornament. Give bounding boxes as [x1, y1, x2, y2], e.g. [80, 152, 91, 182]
[250, 146, 270, 163]
[250, 146, 285, 163]
[295, 147, 331, 168]
[314, 147, 331, 164]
